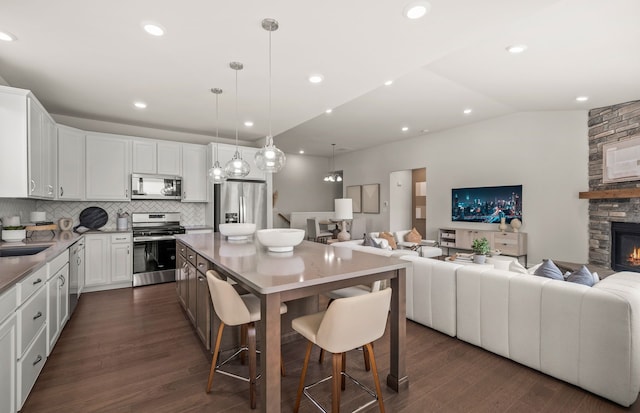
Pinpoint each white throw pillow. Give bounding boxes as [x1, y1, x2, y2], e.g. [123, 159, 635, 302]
[592, 272, 600, 284]
[527, 262, 543, 275]
[374, 238, 390, 250]
[509, 260, 528, 274]
[486, 257, 511, 271]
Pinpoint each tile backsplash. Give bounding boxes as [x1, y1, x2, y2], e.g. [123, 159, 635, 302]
[35, 200, 206, 229]
[0, 198, 37, 225]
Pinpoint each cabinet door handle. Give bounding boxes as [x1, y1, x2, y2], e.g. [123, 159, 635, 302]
[30, 179, 36, 193]
[32, 278, 42, 285]
[183, 191, 187, 200]
[33, 311, 43, 320]
[60, 186, 64, 197]
[48, 184, 53, 195]
[125, 189, 129, 197]
[127, 247, 130, 255]
[198, 262, 204, 268]
[198, 276, 205, 282]
[32, 355, 43, 366]
[59, 274, 66, 286]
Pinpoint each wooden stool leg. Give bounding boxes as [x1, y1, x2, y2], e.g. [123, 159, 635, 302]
[207, 322, 225, 393]
[281, 354, 286, 377]
[363, 342, 372, 372]
[332, 352, 342, 413]
[294, 341, 314, 413]
[365, 343, 385, 413]
[240, 324, 247, 365]
[248, 323, 257, 409]
[341, 352, 346, 391]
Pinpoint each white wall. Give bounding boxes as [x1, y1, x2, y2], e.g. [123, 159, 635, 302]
[389, 170, 412, 232]
[272, 154, 341, 227]
[334, 111, 589, 264]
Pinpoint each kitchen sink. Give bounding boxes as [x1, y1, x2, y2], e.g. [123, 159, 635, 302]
[0, 245, 51, 257]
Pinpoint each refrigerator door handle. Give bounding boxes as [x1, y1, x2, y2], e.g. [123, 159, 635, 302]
[240, 196, 245, 223]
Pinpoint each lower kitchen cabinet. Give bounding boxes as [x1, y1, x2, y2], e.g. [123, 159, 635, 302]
[0, 311, 16, 413]
[46, 251, 69, 356]
[84, 233, 132, 292]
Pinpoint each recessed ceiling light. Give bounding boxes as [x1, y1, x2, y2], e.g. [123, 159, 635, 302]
[384, 80, 393, 86]
[403, 1, 431, 19]
[134, 101, 147, 109]
[299, 150, 305, 154]
[506, 44, 527, 54]
[576, 96, 589, 102]
[244, 121, 254, 127]
[308, 74, 324, 84]
[142, 23, 165, 37]
[463, 108, 472, 115]
[325, 108, 333, 114]
[0, 31, 16, 42]
[402, 126, 409, 132]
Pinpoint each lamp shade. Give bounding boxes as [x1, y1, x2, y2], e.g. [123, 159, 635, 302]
[334, 198, 353, 220]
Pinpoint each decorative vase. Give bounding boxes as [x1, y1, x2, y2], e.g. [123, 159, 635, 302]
[511, 218, 522, 232]
[473, 254, 486, 264]
[498, 217, 507, 232]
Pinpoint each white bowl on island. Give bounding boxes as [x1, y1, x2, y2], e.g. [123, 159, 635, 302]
[256, 228, 305, 252]
[219, 223, 256, 241]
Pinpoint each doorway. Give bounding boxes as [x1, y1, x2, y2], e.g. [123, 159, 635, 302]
[389, 168, 427, 236]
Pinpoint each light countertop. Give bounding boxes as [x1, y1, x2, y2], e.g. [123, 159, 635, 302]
[0, 231, 84, 294]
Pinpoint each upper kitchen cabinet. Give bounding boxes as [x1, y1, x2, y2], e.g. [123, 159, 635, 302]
[132, 138, 182, 176]
[215, 143, 266, 181]
[85, 133, 131, 201]
[0, 86, 56, 199]
[181, 143, 207, 202]
[57, 125, 85, 200]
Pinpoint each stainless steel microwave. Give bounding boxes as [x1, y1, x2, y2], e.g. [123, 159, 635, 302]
[131, 174, 182, 200]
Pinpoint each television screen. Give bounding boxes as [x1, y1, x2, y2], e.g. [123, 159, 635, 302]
[452, 185, 522, 224]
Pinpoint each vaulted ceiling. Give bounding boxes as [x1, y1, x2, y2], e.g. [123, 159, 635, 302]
[1, 0, 639, 156]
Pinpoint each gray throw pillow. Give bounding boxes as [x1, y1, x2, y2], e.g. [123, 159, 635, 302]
[566, 265, 595, 287]
[533, 259, 564, 280]
[362, 233, 380, 248]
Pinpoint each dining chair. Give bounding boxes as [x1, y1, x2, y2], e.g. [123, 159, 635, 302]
[292, 288, 392, 413]
[307, 218, 333, 243]
[205, 270, 288, 409]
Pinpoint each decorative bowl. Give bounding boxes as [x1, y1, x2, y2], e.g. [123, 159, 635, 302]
[2, 229, 26, 243]
[219, 223, 256, 241]
[256, 228, 305, 252]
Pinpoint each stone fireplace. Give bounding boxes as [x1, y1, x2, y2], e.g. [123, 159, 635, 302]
[587, 100, 640, 270]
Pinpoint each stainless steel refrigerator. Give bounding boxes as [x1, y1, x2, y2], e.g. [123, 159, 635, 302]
[213, 180, 267, 231]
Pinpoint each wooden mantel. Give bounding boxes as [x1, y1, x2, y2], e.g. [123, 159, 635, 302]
[579, 188, 640, 199]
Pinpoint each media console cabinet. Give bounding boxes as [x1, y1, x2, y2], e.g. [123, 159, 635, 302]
[439, 227, 527, 266]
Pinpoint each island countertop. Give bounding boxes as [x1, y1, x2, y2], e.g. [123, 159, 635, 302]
[175, 232, 410, 295]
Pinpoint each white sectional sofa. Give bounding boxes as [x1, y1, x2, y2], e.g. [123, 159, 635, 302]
[400, 256, 640, 407]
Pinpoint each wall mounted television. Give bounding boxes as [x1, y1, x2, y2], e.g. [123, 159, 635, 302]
[452, 185, 522, 224]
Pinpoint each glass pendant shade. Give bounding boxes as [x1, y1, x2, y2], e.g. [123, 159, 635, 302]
[208, 160, 225, 184]
[225, 150, 251, 178]
[255, 136, 286, 172]
[255, 18, 286, 173]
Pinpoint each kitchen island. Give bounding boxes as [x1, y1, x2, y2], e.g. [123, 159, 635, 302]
[175, 232, 410, 413]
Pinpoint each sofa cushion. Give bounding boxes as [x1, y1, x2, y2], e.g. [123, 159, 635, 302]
[379, 231, 397, 249]
[362, 233, 380, 248]
[566, 265, 595, 287]
[405, 227, 422, 243]
[534, 259, 564, 280]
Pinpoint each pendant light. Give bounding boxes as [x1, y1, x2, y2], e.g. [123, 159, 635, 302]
[255, 18, 286, 173]
[224, 61, 251, 178]
[208, 88, 226, 184]
[323, 144, 342, 182]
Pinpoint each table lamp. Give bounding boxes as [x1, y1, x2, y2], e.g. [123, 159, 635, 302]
[335, 198, 353, 241]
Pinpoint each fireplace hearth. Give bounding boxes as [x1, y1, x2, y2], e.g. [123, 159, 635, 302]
[611, 222, 640, 272]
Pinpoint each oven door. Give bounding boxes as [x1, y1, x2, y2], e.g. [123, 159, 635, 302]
[132, 236, 177, 287]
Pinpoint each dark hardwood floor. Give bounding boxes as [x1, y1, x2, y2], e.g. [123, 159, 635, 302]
[21, 283, 640, 413]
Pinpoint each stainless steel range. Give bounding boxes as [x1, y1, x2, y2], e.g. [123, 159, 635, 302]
[132, 212, 185, 287]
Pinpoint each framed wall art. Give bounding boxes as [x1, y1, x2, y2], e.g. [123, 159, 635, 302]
[362, 183, 380, 214]
[346, 185, 362, 213]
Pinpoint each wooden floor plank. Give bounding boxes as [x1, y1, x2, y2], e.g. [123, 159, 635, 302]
[20, 283, 640, 412]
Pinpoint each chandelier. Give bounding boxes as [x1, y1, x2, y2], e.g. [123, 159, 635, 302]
[323, 144, 342, 182]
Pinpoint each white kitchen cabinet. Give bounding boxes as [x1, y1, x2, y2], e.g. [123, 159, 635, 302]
[85, 133, 131, 201]
[57, 125, 85, 200]
[0, 286, 17, 413]
[0, 86, 56, 199]
[46, 251, 69, 356]
[133, 138, 182, 176]
[157, 141, 182, 175]
[84, 233, 132, 292]
[110, 234, 132, 284]
[181, 143, 207, 202]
